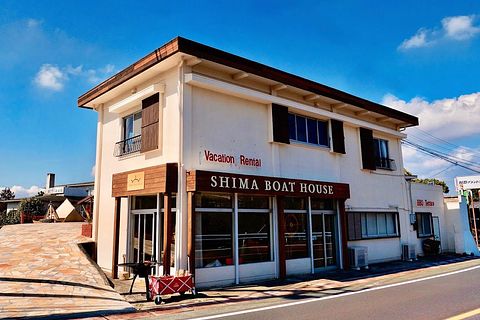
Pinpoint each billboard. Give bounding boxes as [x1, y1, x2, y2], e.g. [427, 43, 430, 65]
[454, 175, 480, 191]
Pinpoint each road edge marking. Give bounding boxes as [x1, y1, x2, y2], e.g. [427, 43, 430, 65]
[444, 307, 480, 320]
[188, 264, 480, 320]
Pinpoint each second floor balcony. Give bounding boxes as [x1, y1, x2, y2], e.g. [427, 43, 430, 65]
[114, 135, 142, 157]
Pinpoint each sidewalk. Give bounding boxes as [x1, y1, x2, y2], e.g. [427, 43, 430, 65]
[0, 223, 477, 320]
[106, 254, 480, 319]
[0, 223, 135, 319]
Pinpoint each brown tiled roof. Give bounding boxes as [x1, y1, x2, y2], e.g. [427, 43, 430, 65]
[78, 37, 418, 126]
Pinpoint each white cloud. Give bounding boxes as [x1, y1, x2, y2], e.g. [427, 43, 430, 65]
[26, 19, 41, 28]
[442, 15, 480, 40]
[399, 15, 480, 50]
[383, 92, 480, 140]
[399, 29, 430, 50]
[385, 91, 480, 192]
[34, 64, 66, 91]
[91, 165, 96, 177]
[33, 63, 115, 91]
[8, 185, 44, 198]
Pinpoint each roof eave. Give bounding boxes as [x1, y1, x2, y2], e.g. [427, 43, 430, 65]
[77, 36, 418, 127]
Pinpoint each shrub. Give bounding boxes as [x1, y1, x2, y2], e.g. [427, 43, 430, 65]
[18, 197, 45, 220]
[0, 210, 20, 226]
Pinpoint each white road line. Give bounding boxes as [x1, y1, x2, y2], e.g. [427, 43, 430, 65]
[189, 264, 480, 320]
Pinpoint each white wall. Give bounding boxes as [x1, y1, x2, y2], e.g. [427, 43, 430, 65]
[186, 86, 410, 264]
[95, 67, 180, 272]
[410, 182, 449, 254]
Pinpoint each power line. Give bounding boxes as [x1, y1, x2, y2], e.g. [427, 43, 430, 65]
[403, 139, 480, 168]
[409, 127, 480, 155]
[402, 142, 480, 174]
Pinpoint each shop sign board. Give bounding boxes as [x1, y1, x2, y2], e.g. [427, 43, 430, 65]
[187, 170, 350, 199]
[416, 199, 435, 207]
[112, 163, 178, 197]
[127, 172, 145, 191]
[455, 175, 480, 191]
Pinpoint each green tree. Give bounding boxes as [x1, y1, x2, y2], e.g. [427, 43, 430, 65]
[0, 188, 15, 200]
[18, 197, 45, 218]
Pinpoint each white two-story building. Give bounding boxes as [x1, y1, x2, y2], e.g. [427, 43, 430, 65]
[79, 37, 422, 288]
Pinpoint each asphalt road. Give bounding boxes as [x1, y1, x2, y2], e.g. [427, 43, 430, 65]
[188, 266, 480, 320]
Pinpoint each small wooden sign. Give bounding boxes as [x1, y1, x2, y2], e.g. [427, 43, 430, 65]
[127, 172, 145, 191]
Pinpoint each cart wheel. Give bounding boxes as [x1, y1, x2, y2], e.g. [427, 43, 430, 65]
[179, 291, 185, 296]
[154, 296, 162, 305]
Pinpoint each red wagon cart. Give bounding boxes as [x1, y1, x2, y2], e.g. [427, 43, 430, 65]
[148, 274, 196, 305]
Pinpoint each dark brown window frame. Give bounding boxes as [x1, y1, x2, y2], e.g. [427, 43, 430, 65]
[347, 211, 401, 241]
[415, 212, 434, 238]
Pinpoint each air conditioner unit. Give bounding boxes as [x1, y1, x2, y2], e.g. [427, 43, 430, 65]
[402, 244, 417, 261]
[348, 246, 368, 270]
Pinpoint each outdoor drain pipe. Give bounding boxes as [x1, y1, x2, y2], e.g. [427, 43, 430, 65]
[92, 104, 104, 245]
[177, 57, 186, 273]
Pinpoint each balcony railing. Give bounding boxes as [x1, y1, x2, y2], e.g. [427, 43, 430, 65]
[114, 135, 141, 157]
[375, 158, 396, 171]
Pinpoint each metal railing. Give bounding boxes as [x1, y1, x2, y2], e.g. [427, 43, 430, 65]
[114, 135, 142, 157]
[376, 158, 396, 171]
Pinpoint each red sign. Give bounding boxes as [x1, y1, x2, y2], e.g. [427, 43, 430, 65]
[416, 199, 434, 207]
[203, 150, 262, 168]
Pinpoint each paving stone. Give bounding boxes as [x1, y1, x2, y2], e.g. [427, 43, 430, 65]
[0, 223, 135, 319]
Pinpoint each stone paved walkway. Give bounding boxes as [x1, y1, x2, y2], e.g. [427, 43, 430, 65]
[0, 223, 134, 319]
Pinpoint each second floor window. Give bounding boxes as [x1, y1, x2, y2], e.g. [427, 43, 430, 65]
[374, 138, 390, 169]
[124, 111, 142, 139]
[288, 113, 329, 147]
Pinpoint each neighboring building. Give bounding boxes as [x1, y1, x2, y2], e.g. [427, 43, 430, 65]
[79, 37, 428, 288]
[1, 173, 94, 214]
[409, 182, 452, 254]
[43, 173, 94, 198]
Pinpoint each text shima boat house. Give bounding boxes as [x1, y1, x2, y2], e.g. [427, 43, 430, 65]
[79, 37, 420, 288]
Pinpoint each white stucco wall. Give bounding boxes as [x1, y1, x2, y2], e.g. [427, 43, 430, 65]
[94, 67, 180, 271]
[185, 86, 410, 265]
[410, 182, 450, 255]
[92, 61, 416, 279]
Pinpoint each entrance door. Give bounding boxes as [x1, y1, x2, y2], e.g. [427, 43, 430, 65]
[312, 212, 337, 270]
[129, 195, 161, 269]
[132, 212, 159, 262]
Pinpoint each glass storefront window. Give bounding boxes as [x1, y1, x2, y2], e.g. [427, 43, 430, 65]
[311, 198, 335, 210]
[284, 197, 306, 210]
[284, 197, 309, 260]
[195, 193, 232, 208]
[238, 196, 271, 264]
[195, 211, 233, 268]
[238, 195, 269, 209]
[285, 212, 308, 259]
[132, 195, 157, 210]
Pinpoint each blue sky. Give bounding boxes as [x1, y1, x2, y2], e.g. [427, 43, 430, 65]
[1, 1, 480, 196]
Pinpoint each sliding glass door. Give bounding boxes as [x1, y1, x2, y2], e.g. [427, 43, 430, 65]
[311, 211, 337, 270]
